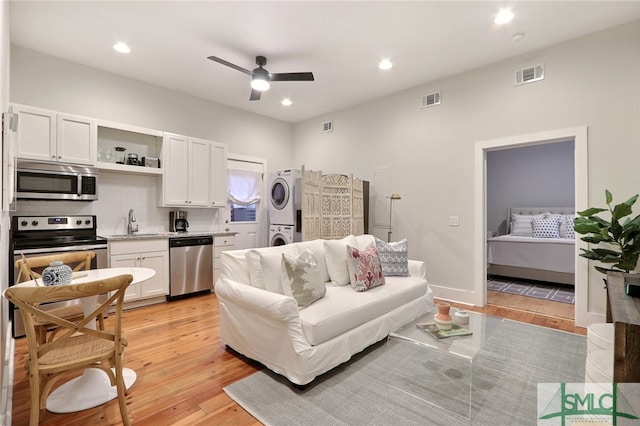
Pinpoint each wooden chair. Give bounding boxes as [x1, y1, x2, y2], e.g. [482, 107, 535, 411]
[15, 252, 102, 343]
[4, 274, 133, 426]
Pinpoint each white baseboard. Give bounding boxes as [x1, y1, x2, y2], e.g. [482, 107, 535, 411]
[428, 284, 479, 306]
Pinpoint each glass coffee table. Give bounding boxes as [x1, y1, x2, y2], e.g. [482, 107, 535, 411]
[386, 310, 505, 420]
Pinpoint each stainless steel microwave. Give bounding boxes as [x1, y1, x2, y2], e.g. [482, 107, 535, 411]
[16, 161, 98, 201]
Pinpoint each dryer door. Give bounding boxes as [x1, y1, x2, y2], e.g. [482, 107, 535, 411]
[270, 232, 288, 246]
[270, 177, 290, 211]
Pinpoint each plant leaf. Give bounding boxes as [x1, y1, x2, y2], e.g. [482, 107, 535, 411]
[605, 190, 613, 205]
[577, 207, 607, 217]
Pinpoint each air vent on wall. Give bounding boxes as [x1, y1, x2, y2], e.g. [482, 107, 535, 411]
[322, 120, 333, 132]
[515, 63, 544, 86]
[421, 91, 441, 108]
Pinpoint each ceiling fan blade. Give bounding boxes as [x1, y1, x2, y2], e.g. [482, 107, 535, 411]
[270, 72, 315, 82]
[249, 88, 262, 101]
[207, 55, 252, 75]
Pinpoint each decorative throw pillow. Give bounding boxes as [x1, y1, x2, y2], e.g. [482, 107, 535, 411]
[282, 249, 326, 308]
[374, 237, 409, 277]
[346, 243, 385, 292]
[511, 213, 548, 237]
[559, 215, 576, 239]
[324, 235, 358, 285]
[531, 215, 561, 238]
[245, 246, 298, 294]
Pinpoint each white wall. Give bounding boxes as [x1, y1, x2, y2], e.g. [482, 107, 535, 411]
[10, 46, 296, 235]
[293, 21, 640, 314]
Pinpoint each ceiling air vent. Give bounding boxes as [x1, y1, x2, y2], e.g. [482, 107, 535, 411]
[421, 91, 441, 108]
[515, 64, 544, 86]
[322, 121, 333, 133]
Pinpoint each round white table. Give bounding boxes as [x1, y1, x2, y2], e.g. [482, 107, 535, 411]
[11, 267, 156, 413]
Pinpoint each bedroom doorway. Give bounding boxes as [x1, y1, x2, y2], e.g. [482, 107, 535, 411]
[485, 143, 575, 320]
[473, 126, 590, 327]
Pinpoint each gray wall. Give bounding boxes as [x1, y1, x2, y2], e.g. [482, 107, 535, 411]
[487, 140, 575, 236]
[292, 21, 640, 313]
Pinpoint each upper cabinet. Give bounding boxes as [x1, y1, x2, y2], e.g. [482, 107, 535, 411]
[12, 104, 96, 165]
[209, 141, 227, 208]
[160, 133, 227, 208]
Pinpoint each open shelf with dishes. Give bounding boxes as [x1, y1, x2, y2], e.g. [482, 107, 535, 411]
[96, 120, 163, 175]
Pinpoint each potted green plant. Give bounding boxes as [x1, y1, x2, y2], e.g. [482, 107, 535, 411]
[574, 190, 640, 275]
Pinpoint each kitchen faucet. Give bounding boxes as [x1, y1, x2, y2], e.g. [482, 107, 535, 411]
[127, 209, 139, 235]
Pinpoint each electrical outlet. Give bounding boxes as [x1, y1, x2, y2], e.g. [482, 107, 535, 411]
[449, 216, 459, 226]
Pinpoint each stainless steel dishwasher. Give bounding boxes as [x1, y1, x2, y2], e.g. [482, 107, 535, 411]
[168, 235, 213, 299]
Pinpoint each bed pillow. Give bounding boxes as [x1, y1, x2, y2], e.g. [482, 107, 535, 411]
[324, 235, 358, 285]
[282, 249, 326, 308]
[346, 242, 385, 292]
[510, 213, 548, 237]
[531, 215, 561, 238]
[559, 215, 576, 239]
[374, 237, 409, 277]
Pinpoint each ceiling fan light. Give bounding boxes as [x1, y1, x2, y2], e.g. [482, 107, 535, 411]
[251, 76, 270, 91]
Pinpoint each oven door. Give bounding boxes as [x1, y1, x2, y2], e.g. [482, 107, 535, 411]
[11, 244, 108, 338]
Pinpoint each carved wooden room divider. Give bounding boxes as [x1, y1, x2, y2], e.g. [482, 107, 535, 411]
[301, 165, 364, 241]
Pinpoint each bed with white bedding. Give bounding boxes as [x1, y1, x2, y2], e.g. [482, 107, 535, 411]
[487, 207, 576, 286]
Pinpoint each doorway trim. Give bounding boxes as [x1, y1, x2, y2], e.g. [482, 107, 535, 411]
[473, 126, 590, 326]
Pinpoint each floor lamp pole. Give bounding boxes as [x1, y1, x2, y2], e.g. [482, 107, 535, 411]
[387, 193, 401, 242]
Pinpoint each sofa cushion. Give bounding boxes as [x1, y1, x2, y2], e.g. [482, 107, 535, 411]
[282, 249, 327, 308]
[346, 242, 385, 292]
[298, 276, 429, 346]
[246, 245, 299, 294]
[324, 235, 358, 285]
[295, 239, 330, 283]
[375, 237, 409, 277]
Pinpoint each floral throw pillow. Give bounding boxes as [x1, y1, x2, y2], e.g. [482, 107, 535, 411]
[346, 243, 385, 292]
[374, 237, 409, 277]
[282, 249, 326, 308]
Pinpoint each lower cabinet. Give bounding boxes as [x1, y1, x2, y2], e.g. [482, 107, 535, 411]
[214, 235, 235, 284]
[109, 239, 169, 304]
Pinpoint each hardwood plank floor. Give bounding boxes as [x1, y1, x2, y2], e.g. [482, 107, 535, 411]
[11, 292, 586, 425]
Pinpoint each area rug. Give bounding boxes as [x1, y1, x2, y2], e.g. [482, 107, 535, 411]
[223, 320, 586, 425]
[487, 277, 575, 304]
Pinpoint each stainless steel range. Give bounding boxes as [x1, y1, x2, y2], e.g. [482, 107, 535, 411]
[9, 215, 108, 337]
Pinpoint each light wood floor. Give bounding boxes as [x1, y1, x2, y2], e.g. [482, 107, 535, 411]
[11, 292, 586, 425]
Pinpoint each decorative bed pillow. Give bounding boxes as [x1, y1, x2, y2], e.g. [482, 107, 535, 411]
[324, 235, 358, 285]
[282, 249, 326, 308]
[559, 215, 576, 239]
[531, 216, 561, 238]
[511, 213, 548, 237]
[374, 237, 409, 277]
[346, 243, 385, 292]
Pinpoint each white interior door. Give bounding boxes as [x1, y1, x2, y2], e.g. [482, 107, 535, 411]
[226, 155, 268, 250]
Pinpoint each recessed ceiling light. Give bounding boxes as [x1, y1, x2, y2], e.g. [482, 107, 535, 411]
[494, 9, 514, 25]
[113, 42, 131, 54]
[281, 98, 292, 106]
[378, 59, 393, 70]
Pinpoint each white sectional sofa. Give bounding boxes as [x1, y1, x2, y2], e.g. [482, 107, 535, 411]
[215, 234, 433, 385]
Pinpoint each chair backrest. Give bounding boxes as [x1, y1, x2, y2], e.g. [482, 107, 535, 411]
[5, 274, 133, 361]
[15, 251, 96, 283]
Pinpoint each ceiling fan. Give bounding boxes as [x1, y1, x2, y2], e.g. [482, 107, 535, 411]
[207, 55, 314, 101]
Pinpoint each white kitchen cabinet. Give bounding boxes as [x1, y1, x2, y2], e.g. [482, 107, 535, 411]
[161, 133, 212, 207]
[213, 234, 235, 284]
[209, 141, 228, 207]
[109, 239, 169, 303]
[12, 104, 96, 165]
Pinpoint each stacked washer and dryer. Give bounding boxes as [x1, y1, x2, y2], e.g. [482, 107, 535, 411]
[269, 169, 302, 246]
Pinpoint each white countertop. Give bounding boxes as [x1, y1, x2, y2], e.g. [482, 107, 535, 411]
[102, 231, 236, 241]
